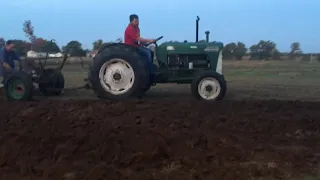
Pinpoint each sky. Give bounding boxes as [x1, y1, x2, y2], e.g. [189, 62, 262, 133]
[1, 0, 319, 53]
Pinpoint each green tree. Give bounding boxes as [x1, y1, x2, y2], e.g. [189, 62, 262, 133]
[234, 42, 247, 60]
[23, 20, 61, 53]
[42, 40, 61, 53]
[92, 39, 113, 51]
[222, 43, 237, 59]
[34, 38, 47, 51]
[92, 39, 103, 50]
[249, 44, 260, 60]
[33, 38, 60, 53]
[250, 40, 277, 60]
[62, 40, 86, 57]
[222, 42, 247, 60]
[23, 20, 36, 50]
[289, 42, 302, 60]
[84, 49, 90, 54]
[272, 49, 282, 60]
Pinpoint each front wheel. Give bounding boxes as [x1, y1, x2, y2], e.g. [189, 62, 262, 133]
[191, 71, 227, 100]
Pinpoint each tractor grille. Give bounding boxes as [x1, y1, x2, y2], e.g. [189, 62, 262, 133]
[167, 54, 209, 68]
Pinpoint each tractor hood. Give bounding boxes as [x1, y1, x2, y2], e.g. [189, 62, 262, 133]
[156, 41, 224, 75]
[158, 42, 224, 54]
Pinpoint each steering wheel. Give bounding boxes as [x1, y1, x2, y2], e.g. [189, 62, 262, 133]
[144, 36, 164, 47]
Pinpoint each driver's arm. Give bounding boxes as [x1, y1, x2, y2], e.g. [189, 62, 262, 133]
[126, 26, 155, 44]
[137, 37, 154, 43]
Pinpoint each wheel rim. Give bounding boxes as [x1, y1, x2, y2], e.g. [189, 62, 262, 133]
[197, 77, 221, 100]
[99, 58, 135, 95]
[7, 78, 25, 99]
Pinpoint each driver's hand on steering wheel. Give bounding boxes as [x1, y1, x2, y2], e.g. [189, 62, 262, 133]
[148, 39, 156, 43]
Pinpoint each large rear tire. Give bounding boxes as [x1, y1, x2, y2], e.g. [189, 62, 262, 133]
[90, 44, 149, 100]
[4, 71, 34, 101]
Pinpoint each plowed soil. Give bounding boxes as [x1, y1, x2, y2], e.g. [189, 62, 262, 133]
[0, 99, 319, 180]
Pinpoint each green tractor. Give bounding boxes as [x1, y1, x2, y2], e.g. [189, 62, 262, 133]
[88, 16, 227, 100]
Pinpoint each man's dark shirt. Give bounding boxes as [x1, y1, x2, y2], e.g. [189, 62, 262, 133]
[0, 48, 20, 76]
[124, 24, 140, 47]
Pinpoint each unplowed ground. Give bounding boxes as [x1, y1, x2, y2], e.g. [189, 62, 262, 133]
[55, 60, 320, 101]
[0, 99, 319, 180]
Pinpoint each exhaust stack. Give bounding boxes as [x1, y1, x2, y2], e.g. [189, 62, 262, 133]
[196, 16, 200, 42]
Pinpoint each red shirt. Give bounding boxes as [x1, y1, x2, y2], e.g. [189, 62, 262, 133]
[124, 24, 140, 47]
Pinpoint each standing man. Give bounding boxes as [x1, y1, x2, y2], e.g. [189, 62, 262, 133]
[124, 14, 156, 74]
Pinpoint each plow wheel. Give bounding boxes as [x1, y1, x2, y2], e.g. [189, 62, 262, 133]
[4, 71, 34, 101]
[38, 68, 65, 96]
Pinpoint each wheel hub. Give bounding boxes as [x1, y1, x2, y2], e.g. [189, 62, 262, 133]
[198, 77, 221, 100]
[205, 85, 213, 92]
[16, 85, 24, 93]
[7, 78, 26, 99]
[112, 72, 122, 81]
[99, 58, 135, 95]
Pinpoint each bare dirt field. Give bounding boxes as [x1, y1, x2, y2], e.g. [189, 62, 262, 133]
[0, 60, 320, 180]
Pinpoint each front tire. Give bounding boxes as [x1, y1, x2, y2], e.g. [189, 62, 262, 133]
[191, 71, 227, 100]
[90, 44, 149, 100]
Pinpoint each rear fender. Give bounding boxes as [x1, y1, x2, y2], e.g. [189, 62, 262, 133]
[96, 43, 139, 56]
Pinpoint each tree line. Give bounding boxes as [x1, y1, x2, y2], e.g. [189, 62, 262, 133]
[0, 20, 316, 61]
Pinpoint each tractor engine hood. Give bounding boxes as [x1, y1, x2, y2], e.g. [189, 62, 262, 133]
[157, 41, 224, 75]
[158, 42, 224, 53]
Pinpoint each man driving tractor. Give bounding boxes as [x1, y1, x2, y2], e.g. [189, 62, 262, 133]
[124, 14, 156, 75]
